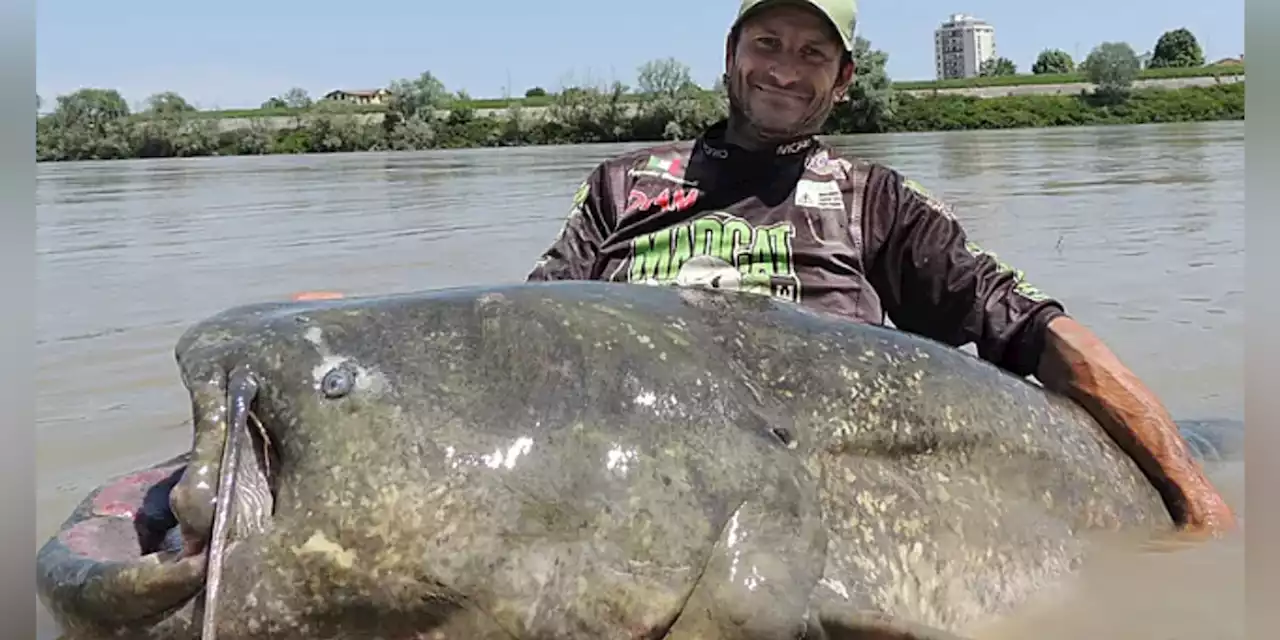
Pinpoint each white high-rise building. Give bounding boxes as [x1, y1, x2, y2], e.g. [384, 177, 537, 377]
[934, 14, 997, 80]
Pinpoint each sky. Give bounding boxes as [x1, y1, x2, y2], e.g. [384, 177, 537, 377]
[36, 0, 1243, 111]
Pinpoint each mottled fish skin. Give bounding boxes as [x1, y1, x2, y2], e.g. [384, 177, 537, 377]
[36, 281, 1238, 640]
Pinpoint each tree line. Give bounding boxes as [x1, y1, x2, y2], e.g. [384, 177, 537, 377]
[972, 27, 1224, 79]
[36, 30, 1242, 162]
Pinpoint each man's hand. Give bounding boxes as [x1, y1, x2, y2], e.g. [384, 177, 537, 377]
[1036, 315, 1237, 536]
[1176, 477, 1237, 535]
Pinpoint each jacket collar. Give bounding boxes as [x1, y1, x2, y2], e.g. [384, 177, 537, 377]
[694, 120, 817, 165]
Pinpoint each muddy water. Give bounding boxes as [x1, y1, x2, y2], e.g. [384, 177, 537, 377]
[973, 462, 1244, 639]
[35, 121, 1245, 638]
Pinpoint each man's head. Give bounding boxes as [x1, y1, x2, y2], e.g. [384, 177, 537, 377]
[724, 0, 857, 146]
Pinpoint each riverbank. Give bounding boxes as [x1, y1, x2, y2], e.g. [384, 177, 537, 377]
[36, 83, 1244, 162]
[191, 74, 1244, 134]
[889, 83, 1243, 132]
[150, 63, 1246, 120]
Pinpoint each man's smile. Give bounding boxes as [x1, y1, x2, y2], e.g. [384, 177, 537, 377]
[752, 82, 811, 103]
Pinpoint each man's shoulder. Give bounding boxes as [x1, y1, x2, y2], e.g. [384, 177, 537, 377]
[852, 160, 961, 223]
[821, 154, 949, 205]
[594, 139, 698, 175]
[804, 145, 917, 181]
[801, 142, 882, 183]
[807, 152, 964, 230]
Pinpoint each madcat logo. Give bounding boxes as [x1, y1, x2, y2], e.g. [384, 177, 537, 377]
[622, 211, 802, 302]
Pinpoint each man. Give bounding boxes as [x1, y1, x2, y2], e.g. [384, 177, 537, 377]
[522, 0, 1235, 534]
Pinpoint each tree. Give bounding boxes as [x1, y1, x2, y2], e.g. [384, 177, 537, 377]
[524, 87, 547, 98]
[51, 89, 130, 128]
[1083, 42, 1141, 97]
[828, 36, 897, 134]
[445, 89, 477, 126]
[712, 75, 726, 95]
[980, 57, 1017, 76]
[1032, 49, 1075, 74]
[145, 91, 196, 115]
[1148, 28, 1205, 68]
[281, 88, 312, 109]
[629, 57, 718, 141]
[260, 96, 288, 109]
[635, 57, 701, 98]
[386, 71, 452, 121]
[543, 80, 635, 144]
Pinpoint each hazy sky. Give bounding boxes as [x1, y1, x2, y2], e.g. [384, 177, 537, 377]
[36, 0, 1243, 110]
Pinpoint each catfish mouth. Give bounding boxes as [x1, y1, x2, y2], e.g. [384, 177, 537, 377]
[36, 372, 278, 640]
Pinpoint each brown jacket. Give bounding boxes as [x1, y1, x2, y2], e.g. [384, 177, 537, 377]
[527, 120, 1066, 377]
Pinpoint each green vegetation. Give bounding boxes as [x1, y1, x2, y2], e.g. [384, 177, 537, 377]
[51, 66, 1238, 124]
[1083, 42, 1143, 98]
[830, 36, 897, 134]
[979, 57, 1018, 77]
[262, 87, 314, 110]
[167, 103, 388, 120]
[36, 29, 1245, 163]
[135, 62, 1249, 119]
[1032, 49, 1075, 75]
[890, 83, 1241, 132]
[1149, 28, 1206, 69]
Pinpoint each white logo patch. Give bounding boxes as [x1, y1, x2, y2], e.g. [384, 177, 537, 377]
[805, 150, 851, 180]
[794, 179, 844, 211]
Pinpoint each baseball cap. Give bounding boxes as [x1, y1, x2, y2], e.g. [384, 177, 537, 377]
[733, 0, 858, 53]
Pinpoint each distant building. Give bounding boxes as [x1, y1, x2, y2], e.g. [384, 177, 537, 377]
[322, 89, 391, 105]
[934, 14, 996, 80]
[1137, 51, 1153, 69]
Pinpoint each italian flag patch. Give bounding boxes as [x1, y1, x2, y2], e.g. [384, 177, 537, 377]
[646, 156, 682, 175]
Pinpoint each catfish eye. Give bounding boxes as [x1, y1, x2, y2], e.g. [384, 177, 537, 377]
[320, 366, 355, 398]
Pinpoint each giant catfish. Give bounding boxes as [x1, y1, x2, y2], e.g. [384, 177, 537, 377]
[35, 281, 1241, 640]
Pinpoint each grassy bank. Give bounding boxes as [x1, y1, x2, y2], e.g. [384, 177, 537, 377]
[889, 83, 1244, 131]
[891, 62, 1243, 90]
[36, 83, 1243, 162]
[166, 63, 1245, 121]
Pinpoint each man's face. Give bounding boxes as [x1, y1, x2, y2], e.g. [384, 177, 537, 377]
[726, 2, 854, 141]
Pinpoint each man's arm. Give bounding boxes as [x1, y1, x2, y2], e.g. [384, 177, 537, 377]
[526, 166, 616, 282]
[863, 169, 1234, 534]
[862, 170, 1064, 377]
[1037, 315, 1236, 533]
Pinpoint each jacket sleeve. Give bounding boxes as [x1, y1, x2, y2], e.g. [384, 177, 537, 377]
[526, 164, 616, 282]
[862, 167, 1067, 377]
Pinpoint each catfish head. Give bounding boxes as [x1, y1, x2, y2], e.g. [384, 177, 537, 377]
[165, 297, 380, 637]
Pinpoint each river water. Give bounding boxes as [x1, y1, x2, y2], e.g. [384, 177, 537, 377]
[35, 121, 1245, 639]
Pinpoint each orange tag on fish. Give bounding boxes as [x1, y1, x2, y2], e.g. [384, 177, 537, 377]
[291, 291, 344, 301]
